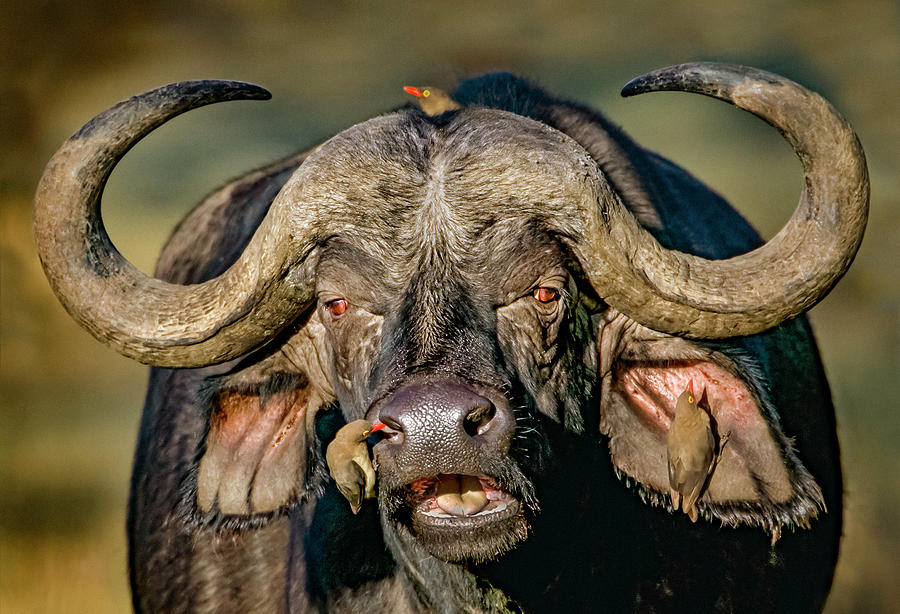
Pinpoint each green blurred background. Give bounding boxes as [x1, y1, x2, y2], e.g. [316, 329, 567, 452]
[1, 1, 897, 611]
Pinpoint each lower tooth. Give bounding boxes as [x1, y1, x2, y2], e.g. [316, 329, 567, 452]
[484, 501, 508, 514]
[422, 500, 510, 518]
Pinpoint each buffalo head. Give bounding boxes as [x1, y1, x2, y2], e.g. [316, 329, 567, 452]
[34, 64, 868, 610]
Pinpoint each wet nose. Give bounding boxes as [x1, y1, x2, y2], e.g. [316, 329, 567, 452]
[376, 380, 514, 472]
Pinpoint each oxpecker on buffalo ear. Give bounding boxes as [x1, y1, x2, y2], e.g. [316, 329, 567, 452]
[667, 380, 718, 522]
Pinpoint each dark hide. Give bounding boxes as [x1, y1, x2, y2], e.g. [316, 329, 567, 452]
[129, 74, 840, 613]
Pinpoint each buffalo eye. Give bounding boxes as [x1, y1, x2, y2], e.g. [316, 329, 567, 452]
[325, 298, 348, 320]
[533, 287, 561, 304]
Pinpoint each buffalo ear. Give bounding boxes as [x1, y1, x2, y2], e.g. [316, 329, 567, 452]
[601, 358, 825, 534]
[196, 373, 324, 517]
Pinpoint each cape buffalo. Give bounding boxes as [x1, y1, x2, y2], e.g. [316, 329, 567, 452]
[34, 64, 868, 612]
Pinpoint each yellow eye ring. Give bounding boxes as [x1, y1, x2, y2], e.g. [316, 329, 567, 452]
[688, 395, 694, 404]
[422, 89, 431, 97]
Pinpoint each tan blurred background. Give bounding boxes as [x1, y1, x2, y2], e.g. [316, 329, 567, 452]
[1, 1, 897, 612]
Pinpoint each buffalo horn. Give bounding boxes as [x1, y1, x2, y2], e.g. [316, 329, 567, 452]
[575, 63, 868, 338]
[34, 81, 317, 367]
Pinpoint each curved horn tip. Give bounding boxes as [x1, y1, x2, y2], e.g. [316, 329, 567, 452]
[152, 80, 272, 101]
[70, 79, 272, 140]
[68, 80, 272, 141]
[188, 80, 272, 101]
[620, 62, 782, 99]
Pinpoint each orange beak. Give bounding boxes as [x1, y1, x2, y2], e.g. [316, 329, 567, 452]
[403, 85, 422, 97]
[687, 379, 694, 394]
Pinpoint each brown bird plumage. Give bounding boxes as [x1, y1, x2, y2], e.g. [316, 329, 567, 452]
[403, 85, 461, 115]
[325, 419, 384, 514]
[667, 380, 717, 522]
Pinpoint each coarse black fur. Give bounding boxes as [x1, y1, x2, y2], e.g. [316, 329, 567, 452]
[128, 72, 841, 613]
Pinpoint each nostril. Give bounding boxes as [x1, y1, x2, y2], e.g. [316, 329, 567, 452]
[378, 415, 404, 435]
[463, 404, 496, 438]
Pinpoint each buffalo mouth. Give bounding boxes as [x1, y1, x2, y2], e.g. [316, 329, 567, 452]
[411, 474, 519, 520]
[402, 474, 528, 562]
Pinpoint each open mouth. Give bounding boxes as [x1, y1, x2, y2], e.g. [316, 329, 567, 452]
[396, 473, 530, 562]
[408, 474, 520, 524]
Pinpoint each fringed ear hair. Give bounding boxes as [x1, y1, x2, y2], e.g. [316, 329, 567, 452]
[602, 357, 824, 538]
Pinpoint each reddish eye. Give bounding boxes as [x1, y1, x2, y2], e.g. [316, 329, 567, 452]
[325, 298, 347, 319]
[533, 287, 560, 304]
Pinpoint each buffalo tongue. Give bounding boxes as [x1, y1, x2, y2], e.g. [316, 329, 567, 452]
[435, 475, 488, 516]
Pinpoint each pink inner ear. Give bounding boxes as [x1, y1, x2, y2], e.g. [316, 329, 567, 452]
[618, 362, 757, 440]
[611, 360, 793, 504]
[198, 387, 312, 515]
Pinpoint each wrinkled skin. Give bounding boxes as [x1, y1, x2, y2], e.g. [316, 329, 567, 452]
[126, 74, 841, 613]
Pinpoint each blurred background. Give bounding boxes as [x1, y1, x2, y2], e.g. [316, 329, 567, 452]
[1, 1, 897, 611]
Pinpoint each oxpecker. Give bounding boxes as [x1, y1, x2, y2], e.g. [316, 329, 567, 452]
[403, 85, 461, 115]
[667, 380, 718, 522]
[326, 419, 385, 514]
